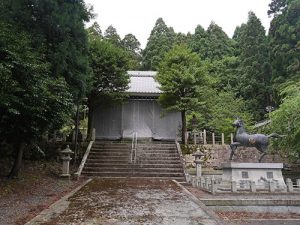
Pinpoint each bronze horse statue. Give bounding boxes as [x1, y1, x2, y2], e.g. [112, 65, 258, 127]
[230, 119, 283, 162]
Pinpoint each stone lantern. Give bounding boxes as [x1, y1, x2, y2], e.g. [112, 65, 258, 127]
[60, 145, 74, 177]
[192, 147, 204, 177]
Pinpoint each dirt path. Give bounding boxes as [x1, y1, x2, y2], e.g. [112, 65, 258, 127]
[0, 161, 85, 225]
[26, 178, 221, 225]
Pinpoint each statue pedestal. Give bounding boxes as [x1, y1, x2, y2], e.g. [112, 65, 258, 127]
[221, 162, 286, 189]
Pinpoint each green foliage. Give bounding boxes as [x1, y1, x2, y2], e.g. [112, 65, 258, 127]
[189, 23, 235, 61]
[0, 0, 91, 176]
[188, 25, 209, 60]
[236, 12, 272, 121]
[156, 44, 209, 142]
[268, 0, 300, 103]
[156, 45, 208, 112]
[87, 22, 103, 39]
[201, 91, 253, 134]
[87, 37, 130, 109]
[269, 79, 300, 159]
[0, 22, 73, 144]
[142, 18, 175, 70]
[121, 33, 142, 70]
[204, 56, 240, 91]
[205, 22, 236, 60]
[104, 25, 122, 47]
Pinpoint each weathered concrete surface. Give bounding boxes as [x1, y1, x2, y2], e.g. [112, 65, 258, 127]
[26, 178, 221, 225]
[185, 184, 300, 225]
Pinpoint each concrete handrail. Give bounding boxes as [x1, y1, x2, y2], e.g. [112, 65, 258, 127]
[74, 140, 94, 178]
[175, 140, 188, 182]
[130, 132, 137, 163]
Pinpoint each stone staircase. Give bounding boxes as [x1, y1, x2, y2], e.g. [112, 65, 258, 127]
[81, 141, 185, 181]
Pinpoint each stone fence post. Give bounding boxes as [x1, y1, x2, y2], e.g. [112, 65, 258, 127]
[231, 181, 237, 192]
[250, 181, 256, 192]
[297, 179, 300, 189]
[230, 133, 234, 144]
[286, 178, 293, 192]
[221, 133, 225, 145]
[212, 133, 215, 146]
[203, 129, 207, 145]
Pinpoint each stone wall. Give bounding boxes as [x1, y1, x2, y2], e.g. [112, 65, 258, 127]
[184, 145, 285, 169]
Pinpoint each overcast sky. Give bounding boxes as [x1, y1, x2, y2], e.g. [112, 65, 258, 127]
[84, 0, 272, 49]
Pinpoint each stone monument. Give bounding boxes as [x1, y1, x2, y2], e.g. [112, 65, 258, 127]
[220, 119, 287, 192]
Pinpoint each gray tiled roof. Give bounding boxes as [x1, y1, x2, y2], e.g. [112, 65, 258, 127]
[126, 71, 162, 95]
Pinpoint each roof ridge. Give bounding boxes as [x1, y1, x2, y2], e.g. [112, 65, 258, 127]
[127, 71, 157, 77]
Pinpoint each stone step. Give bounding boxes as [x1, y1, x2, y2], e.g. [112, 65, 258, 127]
[88, 155, 130, 159]
[81, 173, 185, 181]
[88, 155, 180, 160]
[91, 147, 131, 151]
[137, 145, 176, 150]
[86, 159, 130, 164]
[81, 171, 184, 178]
[138, 156, 180, 160]
[138, 144, 175, 147]
[138, 153, 179, 156]
[85, 163, 182, 168]
[90, 151, 177, 156]
[83, 167, 183, 173]
[89, 151, 130, 156]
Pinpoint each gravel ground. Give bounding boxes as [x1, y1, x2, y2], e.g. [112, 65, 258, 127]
[0, 160, 86, 225]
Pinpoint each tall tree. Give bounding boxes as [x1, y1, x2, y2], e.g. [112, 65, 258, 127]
[188, 25, 209, 60]
[268, 0, 300, 103]
[87, 37, 130, 139]
[189, 22, 235, 61]
[270, 79, 300, 159]
[236, 12, 272, 120]
[0, 0, 91, 177]
[0, 22, 73, 177]
[142, 18, 175, 70]
[205, 22, 235, 60]
[156, 45, 209, 144]
[104, 25, 122, 47]
[121, 33, 142, 69]
[87, 22, 103, 39]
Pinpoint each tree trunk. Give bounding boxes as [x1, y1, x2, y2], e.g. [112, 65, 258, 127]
[181, 110, 187, 144]
[8, 142, 25, 178]
[86, 105, 94, 141]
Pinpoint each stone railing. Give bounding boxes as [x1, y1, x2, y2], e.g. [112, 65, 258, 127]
[187, 130, 234, 146]
[186, 174, 300, 194]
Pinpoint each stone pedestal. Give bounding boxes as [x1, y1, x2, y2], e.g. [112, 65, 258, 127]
[221, 162, 286, 189]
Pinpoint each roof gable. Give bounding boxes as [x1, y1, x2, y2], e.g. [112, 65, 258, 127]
[126, 71, 162, 96]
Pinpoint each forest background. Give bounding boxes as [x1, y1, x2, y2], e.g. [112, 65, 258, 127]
[0, 0, 299, 177]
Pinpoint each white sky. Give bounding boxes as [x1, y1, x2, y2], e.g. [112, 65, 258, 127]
[84, 0, 272, 49]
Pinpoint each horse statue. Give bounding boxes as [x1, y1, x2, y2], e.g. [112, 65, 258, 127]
[229, 118, 283, 162]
